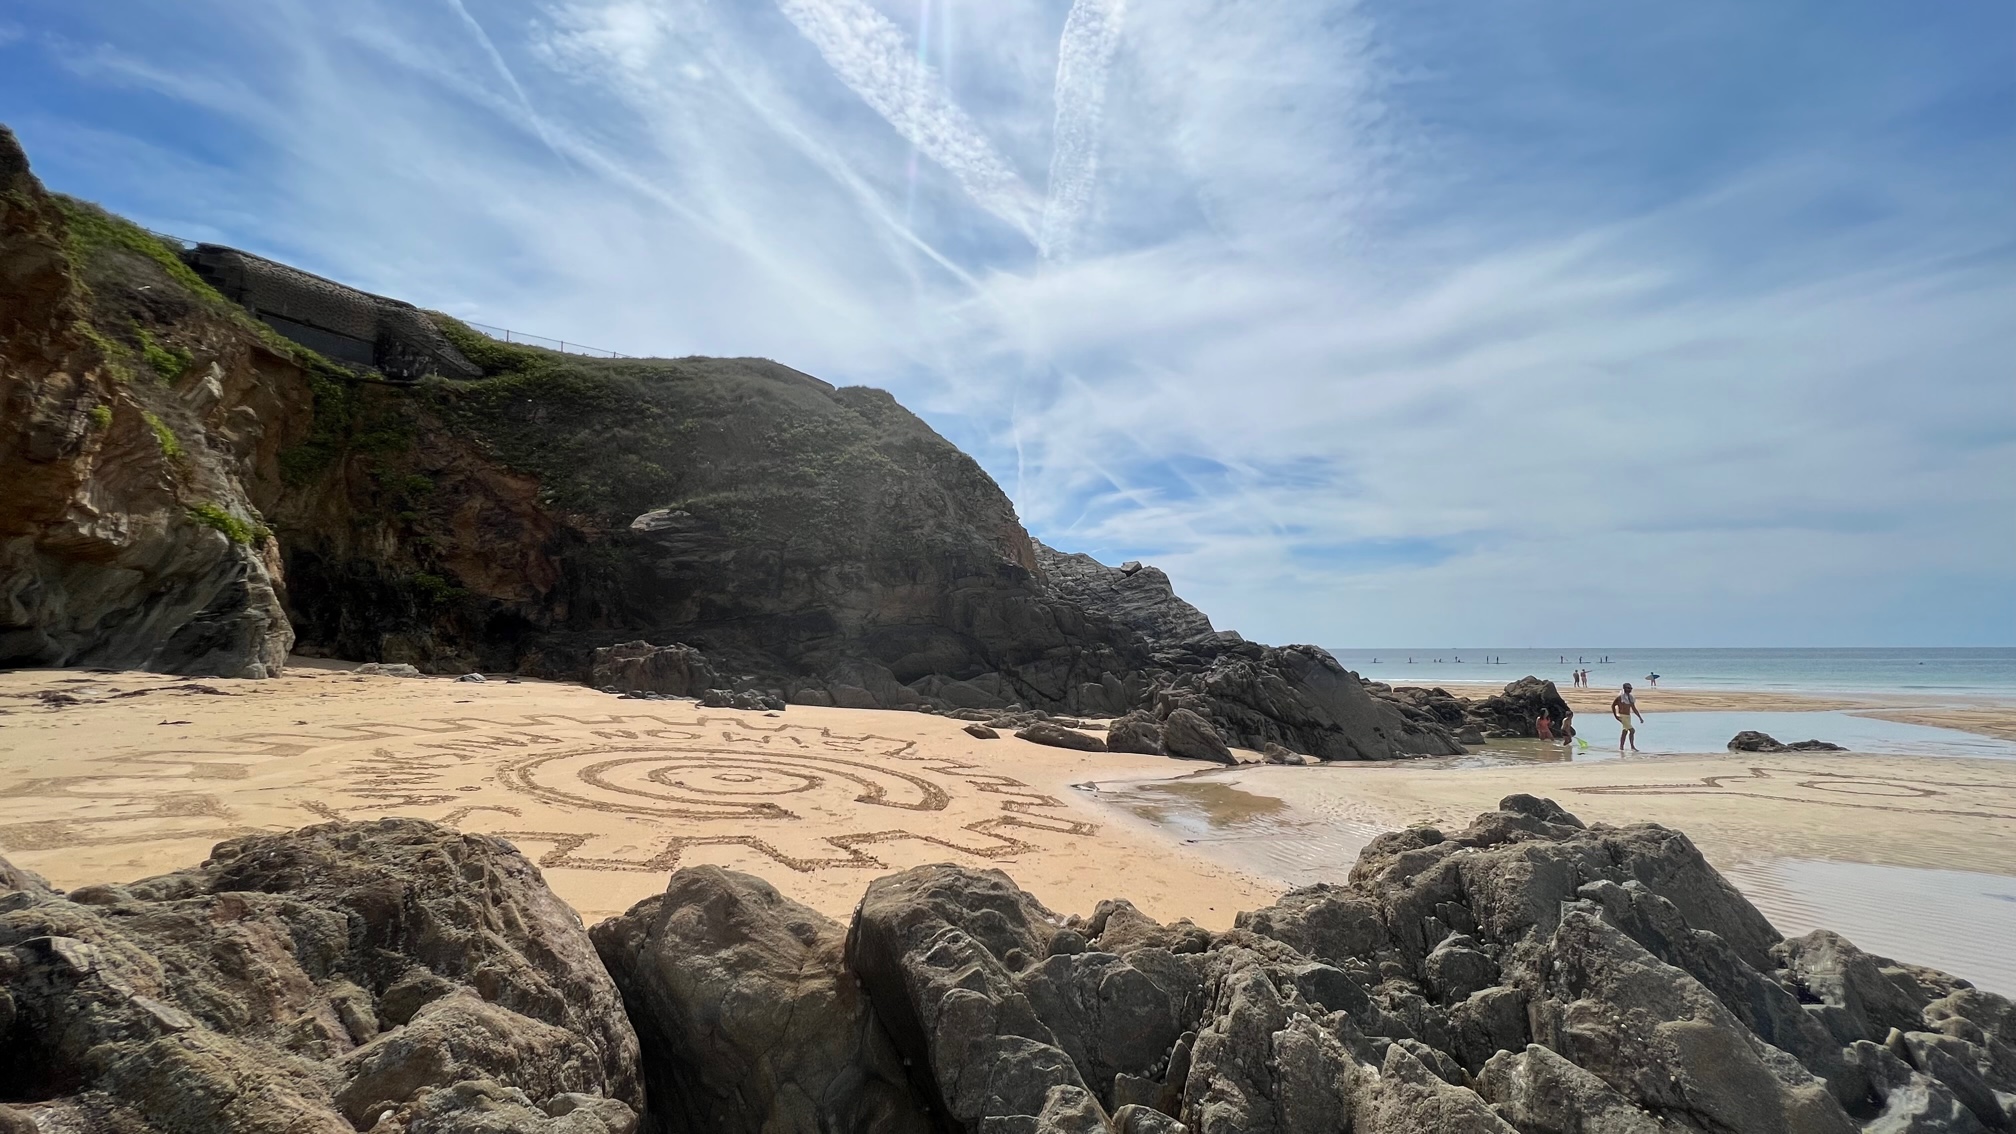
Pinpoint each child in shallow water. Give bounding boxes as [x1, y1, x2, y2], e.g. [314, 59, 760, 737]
[1535, 712, 1554, 741]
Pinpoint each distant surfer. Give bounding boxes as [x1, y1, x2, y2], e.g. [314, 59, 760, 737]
[1612, 683, 1644, 752]
[1646, 673, 1660, 687]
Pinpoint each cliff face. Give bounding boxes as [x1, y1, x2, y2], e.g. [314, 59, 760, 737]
[0, 125, 1460, 757]
[0, 126, 304, 676]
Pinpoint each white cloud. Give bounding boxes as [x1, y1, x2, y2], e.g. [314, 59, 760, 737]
[19, 0, 2012, 646]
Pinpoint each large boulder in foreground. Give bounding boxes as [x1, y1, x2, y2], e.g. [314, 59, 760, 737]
[812, 799, 2013, 1133]
[590, 867, 929, 1134]
[0, 819, 640, 1132]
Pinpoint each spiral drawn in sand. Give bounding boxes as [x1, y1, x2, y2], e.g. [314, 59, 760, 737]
[500, 745, 951, 821]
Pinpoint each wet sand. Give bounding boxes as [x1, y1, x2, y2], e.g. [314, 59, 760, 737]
[1086, 752, 2016, 992]
[0, 666, 1277, 927]
[1408, 681, 2016, 742]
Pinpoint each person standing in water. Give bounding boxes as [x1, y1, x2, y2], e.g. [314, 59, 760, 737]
[1536, 712, 1554, 741]
[1559, 709, 1576, 748]
[1612, 683, 1644, 752]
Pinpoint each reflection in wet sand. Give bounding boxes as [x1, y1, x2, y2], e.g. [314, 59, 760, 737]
[1090, 762, 2016, 996]
[1723, 859, 2016, 996]
[1083, 774, 1386, 889]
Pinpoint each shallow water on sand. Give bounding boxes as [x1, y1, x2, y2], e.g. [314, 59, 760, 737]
[1722, 859, 2016, 995]
[1087, 770, 2016, 995]
[1086, 776, 1387, 889]
[1503, 710, 2016, 760]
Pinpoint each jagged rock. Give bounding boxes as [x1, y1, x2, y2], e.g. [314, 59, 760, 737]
[1154, 644, 1466, 760]
[965, 722, 1001, 739]
[590, 867, 928, 1134]
[1531, 908, 1855, 1133]
[1464, 677, 1574, 739]
[1160, 708, 1233, 763]
[1105, 711, 1166, 755]
[1844, 1039, 1990, 1133]
[357, 662, 424, 677]
[0, 819, 640, 1131]
[1261, 742, 1316, 765]
[1033, 541, 1217, 650]
[843, 865, 1094, 1131]
[1475, 1043, 1668, 1133]
[588, 641, 718, 698]
[1729, 730, 1847, 753]
[1017, 721, 1108, 752]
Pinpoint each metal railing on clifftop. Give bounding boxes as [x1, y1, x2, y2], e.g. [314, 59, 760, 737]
[147, 228, 633, 360]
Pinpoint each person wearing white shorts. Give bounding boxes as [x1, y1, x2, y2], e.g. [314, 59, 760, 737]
[1612, 683, 1645, 752]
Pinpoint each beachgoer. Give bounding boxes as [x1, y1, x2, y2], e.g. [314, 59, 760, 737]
[1536, 712, 1553, 741]
[1559, 710, 1576, 747]
[1612, 683, 1644, 752]
[1646, 673, 1660, 687]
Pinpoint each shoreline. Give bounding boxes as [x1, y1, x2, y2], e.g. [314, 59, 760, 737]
[5, 660, 2012, 991]
[1387, 679, 2016, 741]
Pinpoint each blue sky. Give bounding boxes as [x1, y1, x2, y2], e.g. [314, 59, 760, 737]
[4, 0, 2011, 647]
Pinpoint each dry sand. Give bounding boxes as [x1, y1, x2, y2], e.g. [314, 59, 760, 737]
[4, 663, 2012, 986]
[0, 665, 1276, 927]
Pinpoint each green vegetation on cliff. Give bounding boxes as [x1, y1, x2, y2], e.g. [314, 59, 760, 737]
[141, 410, 183, 460]
[187, 501, 270, 547]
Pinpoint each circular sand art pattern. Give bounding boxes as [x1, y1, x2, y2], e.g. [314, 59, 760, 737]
[0, 710, 1100, 878]
[502, 746, 952, 820]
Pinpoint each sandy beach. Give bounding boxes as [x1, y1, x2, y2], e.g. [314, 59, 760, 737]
[5, 663, 2013, 990]
[0, 665, 1277, 927]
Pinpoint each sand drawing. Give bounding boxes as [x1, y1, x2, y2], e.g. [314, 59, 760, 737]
[1571, 764, 2016, 822]
[0, 712, 1098, 878]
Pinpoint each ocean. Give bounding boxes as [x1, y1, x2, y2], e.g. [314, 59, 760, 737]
[1324, 647, 2016, 699]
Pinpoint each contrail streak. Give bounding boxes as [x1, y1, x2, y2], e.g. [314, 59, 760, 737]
[441, 0, 569, 164]
[1040, 0, 1126, 261]
[775, 0, 1041, 241]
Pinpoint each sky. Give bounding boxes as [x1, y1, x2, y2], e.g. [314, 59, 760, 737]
[3, 0, 2011, 647]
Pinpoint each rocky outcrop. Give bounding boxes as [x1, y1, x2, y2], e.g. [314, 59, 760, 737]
[1730, 730, 1848, 753]
[589, 867, 927, 1134]
[1151, 642, 1467, 759]
[1033, 541, 1219, 650]
[1370, 677, 1582, 742]
[588, 641, 720, 698]
[0, 125, 299, 677]
[10, 807, 2013, 1132]
[0, 818, 641, 1132]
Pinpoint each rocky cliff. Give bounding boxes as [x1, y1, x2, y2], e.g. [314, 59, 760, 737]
[5, 810, 2007, 1132]
[0, 124, 1455, 759]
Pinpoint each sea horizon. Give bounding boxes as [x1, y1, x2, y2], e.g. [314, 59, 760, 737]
[1324, 645, 2016, 700]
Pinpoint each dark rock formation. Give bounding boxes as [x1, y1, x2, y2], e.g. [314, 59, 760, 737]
[0, 818, 641, 1132]
[589, 867, 928, 1134]
[1460, 676, 1574, 738]
[1153, 643, 1467, 759]
[1160, 707, 1234, 763]
[1017, 721, 1110, 752]
[1730, 730, 1848, 753]
[589, 641, 719, 698]
[1371, 678, 1588, 743]
[1106, 711, 1167, 755]
[1033, 540, 1218, 649]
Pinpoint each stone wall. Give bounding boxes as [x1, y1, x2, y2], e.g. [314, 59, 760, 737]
[184, 244, 480, 380]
